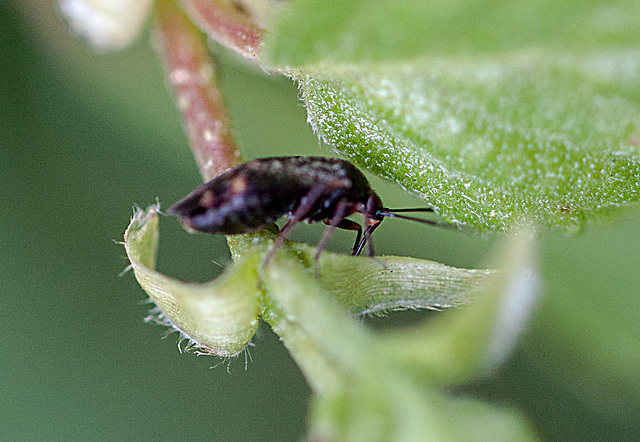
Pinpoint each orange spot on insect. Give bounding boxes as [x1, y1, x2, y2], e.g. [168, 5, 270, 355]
[231, 176, 248, 194]
[200, 190, 215, 208]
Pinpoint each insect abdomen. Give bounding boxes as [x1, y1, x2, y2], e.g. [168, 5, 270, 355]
[169, 160, 311, 234]
[169, 157, 373, 235]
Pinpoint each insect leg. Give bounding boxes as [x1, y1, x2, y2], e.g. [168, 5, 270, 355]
[315, 199, 351, 261]
[354, 221, 381, 257]
[263, 185, 328, 267]
[331, 219, 362, 255]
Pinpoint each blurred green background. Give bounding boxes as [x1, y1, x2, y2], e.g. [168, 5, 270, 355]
[2, 2, 639, 440]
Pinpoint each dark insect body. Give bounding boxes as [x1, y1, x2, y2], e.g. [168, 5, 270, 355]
[169, 156, 443, 263]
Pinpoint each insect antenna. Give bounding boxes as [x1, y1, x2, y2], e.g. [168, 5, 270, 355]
[379, 208, 458, 230]
[383, 207, 435, 213]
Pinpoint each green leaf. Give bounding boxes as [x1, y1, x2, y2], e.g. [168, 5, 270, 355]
[263, 1, 640, 231]
[263, 0, 640, 65]
[123, 206, 261, 357]
[123, 206, 538, 438]
[261, 250, 373, 393]
[305, 244, 491, 314]
[310, 376, 538, 442]
[377, 232, 540, 385]
[260, 241, 494, 392]
[292, 52, 640, 231]
[263, 238, 538, 441]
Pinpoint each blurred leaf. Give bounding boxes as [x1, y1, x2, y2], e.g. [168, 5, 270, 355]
[265, 241, 538, 441]
[528, 206, 640, 419]
[378, 232, 540, 385]
[124, 206, 261, 357]
[264, 0, 640, 65]
[310, 376, 538, 441]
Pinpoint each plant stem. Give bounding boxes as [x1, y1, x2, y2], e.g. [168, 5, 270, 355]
[153, 0, 242, 181]
[180, 0, 264, 59]
[262, 253, 374, 394]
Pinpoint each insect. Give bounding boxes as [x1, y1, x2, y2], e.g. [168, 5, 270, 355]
[168, 156, 447, 263]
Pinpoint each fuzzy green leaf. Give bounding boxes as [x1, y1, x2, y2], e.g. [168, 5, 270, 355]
[293, 52, 640, 231]
[123, 206, 492, 361]
[263, 1, 640, 231]
[123, 206, 538, 438]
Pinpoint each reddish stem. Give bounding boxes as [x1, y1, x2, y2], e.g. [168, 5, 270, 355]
[180, 0, 264, 59]
[154, 0, 242, 181]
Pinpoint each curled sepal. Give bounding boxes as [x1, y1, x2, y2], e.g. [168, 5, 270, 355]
[308, 245, 492, 315]
[59, 0, 155, 52]
[124, 205, 261, 357]
[379, 231, 540, 384]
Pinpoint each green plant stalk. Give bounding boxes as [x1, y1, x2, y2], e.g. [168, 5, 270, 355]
[261, 249, 374, 393]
